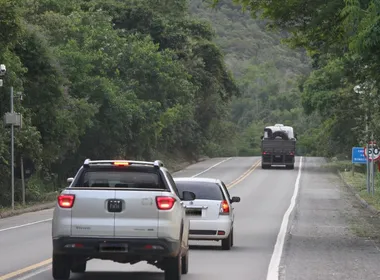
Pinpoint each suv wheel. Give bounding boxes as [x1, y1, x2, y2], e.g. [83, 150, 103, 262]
[181, 250, 189, 274]
[221, 232, 232, 250]
[164, 254, 182, 280]
[52, 254, 70, 280]
[71, 261, 87, 273]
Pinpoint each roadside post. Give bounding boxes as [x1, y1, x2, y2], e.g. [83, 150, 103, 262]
[364, 141, 380, 195]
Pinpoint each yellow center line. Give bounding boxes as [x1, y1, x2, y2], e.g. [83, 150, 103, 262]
[227, 159, 261, 189]
[0, 259, 52, 280]
[0, 159, 262, 279]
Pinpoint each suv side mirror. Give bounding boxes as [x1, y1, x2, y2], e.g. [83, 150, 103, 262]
[230, 196, 241, 203]
[67, 177, 74, 184]
[182, 191, 196, 201]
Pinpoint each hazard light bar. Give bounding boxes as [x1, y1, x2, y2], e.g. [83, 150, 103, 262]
[83, 159, 164, 168]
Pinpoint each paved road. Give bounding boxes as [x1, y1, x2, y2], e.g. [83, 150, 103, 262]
[0, 157, 299, 280]
[0, 156, 301, 280]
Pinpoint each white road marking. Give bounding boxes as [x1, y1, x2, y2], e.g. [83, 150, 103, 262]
[0, 218, 52, 233]
[0, 158, 232, 232]
[16, 265, 52, 280]
[266, 156, 303, 280]
[191, 157, 232, 177]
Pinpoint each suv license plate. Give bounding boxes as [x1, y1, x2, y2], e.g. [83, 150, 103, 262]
[99, 243, 128, 253]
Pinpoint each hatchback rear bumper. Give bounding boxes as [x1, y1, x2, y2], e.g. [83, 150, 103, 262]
[189, 218, 232, 240]
[52, 236, 181, 258]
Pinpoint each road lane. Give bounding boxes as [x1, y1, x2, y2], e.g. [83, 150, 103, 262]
[0, 156, 301, 280]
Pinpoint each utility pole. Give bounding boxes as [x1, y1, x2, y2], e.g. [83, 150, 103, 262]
[2, 64, 22, 210]
[10, 86, 14, 210]
[366, 115, 370, 193]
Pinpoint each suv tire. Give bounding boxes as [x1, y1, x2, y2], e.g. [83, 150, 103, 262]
[164, 254, 182, 280]
[52, 254, 70, 280]
[71, 261, 86, 273]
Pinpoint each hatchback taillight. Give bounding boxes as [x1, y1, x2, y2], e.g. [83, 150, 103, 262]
[219, 200, 230, 215]
[58, 194, 75, 208]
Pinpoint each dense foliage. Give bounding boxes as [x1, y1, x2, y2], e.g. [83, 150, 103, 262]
[217, 0, 380, 157]
[0, 0, 240, 206]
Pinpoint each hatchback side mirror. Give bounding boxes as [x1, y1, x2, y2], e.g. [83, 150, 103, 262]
[182, 191, 196, 201]
[67, 177, 74, 184]
[231, 196, 241, 203]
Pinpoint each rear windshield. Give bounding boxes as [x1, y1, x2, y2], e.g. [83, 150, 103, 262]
[74, 168, 165, 189]
[175, 181, 225, 200]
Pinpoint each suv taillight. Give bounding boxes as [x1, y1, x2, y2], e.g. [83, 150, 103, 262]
[219, 200, 230, 215]
[156, 196, 176, 210]
[58, 194, 75, 208]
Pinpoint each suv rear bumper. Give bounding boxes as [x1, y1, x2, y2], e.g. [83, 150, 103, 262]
[53, 236, 181, 258]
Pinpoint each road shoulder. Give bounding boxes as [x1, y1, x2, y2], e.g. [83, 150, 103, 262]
[280, 157, 380, 280]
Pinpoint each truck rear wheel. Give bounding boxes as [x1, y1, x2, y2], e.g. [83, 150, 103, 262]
[261, 164, 270, 169]
[71, 261, 86, 273]
[286, 164, 294, 170]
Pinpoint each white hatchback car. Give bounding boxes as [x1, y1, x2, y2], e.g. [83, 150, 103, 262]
[173, 177, 241, 250]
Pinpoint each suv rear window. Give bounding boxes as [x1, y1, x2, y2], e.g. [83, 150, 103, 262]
[175, 181, 225, 200]
[74, 167, 165, 189]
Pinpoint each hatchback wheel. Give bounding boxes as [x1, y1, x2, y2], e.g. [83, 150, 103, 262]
[221, 232, 232, 250]
[231, 228, 234, 247]
[181, 250, 189, 274]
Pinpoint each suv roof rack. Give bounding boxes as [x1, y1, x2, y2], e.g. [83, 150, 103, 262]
[83, 159, 164, 168]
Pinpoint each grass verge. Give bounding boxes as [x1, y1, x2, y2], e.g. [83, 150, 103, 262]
[325, 159, 380, 212]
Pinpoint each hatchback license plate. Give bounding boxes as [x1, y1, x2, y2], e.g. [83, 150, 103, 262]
[186, 209, 202, 216]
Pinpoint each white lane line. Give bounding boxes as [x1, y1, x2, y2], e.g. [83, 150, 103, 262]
[16, 265, 52, 280]
[0, 218, 52, 233]
[266, 156, 303, 280]
[191, 157, 232, 177]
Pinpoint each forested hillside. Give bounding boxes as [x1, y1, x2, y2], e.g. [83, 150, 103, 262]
[0, 0, 239, 207]
[189, 0, 317, 156]
[221, 0, 380, 158]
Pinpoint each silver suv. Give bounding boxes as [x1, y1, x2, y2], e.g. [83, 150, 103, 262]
[52, 159, 196, 280]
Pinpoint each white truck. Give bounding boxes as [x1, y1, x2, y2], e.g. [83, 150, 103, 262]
[261, 124, 297, 169]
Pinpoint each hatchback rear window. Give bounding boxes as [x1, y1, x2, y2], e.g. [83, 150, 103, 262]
[175, 181, 225, 200]
[74, 168, 165, 189]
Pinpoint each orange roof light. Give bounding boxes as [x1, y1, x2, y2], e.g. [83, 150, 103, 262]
[113, 161, 130, 166]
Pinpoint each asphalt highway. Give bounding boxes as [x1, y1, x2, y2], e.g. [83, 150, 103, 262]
[2, 156, 375, 280]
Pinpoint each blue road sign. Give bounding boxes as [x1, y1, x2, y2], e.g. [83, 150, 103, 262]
[352, 147, 367, 164]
